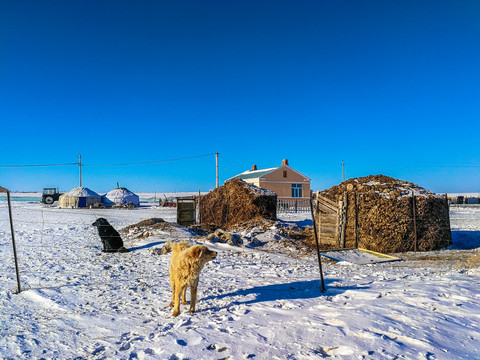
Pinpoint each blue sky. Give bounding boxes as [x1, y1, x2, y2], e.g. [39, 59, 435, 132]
[1, 0, 479, 193]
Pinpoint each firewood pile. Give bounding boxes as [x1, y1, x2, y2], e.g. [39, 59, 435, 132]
[316, 175, 452, 253]
[199, 179, 277, 230]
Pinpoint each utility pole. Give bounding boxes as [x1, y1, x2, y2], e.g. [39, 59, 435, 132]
[215, 152, 219, 188]
[79, 154, 82, 187]
[342, 160, 345, 182]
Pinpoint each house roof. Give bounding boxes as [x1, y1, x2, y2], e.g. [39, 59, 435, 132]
[0, 186, 9, 193]
[232, 165, 311, 182]
[105, 187, 138, 198]
[62, 186, 101, 198]
[104, 187, 140, 205]
[232, 167, 279, 180]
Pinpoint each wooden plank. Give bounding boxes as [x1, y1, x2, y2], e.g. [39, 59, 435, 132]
[318, 195, 338, 208]
[317, 199, 338, 213]
[317, 203, 338, 214]
[320, 247, 357, 253]
[358, 248, 401, 260]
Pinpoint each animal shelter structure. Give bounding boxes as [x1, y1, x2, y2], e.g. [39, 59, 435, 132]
[58, 186, 102, 208]
[200, 178, 277, 230]
[314, 175, 452, 253]
[103, 187, 140, 207]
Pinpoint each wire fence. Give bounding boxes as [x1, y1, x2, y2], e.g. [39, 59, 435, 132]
[0, 202, 181, 293]
[2, 197, 479, 294]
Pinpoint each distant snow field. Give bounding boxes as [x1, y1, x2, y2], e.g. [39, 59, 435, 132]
[1, 201, 479, 359]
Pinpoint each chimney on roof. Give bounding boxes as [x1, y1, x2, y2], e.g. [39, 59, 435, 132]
[251, 165, 257, 171]
[282, 159, 289, 166]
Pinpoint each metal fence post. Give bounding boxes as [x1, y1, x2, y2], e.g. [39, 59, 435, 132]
[6, 191, 22, 293]
[310, 196, 326, 293]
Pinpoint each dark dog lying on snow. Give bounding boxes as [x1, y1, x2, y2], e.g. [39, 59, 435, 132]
[92, 218, 130, 253]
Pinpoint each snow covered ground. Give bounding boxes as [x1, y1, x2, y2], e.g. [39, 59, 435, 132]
[0, 201, 479, 359]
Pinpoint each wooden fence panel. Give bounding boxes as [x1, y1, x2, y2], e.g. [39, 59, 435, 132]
[314, 193, 340, 246]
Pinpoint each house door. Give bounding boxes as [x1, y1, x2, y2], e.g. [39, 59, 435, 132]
[78, 197, 87, 208]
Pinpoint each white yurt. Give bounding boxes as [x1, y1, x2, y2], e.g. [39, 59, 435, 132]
[58, 187, 102, 208]
[103, 187, 140, 207]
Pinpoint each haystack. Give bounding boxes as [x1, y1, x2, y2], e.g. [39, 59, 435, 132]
[58, 187, 102, 208]
[199, 179, 277, 230]
[315, 175, 452, 253]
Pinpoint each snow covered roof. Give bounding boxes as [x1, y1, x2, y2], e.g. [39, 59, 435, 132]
[62, 187, 101, 198]
[104, 187, 140, 206]
[105, 187, 138, 198]
[232, 167, 279, 180]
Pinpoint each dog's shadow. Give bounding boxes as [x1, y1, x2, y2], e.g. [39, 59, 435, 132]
[128, 241, 165, 251]
[203, 278, 358, 308]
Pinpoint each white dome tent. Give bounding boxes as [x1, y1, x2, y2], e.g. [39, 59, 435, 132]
[103, 187, 140, 207]
[58, 187, 102, 208]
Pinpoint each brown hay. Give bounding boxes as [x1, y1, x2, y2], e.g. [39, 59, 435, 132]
[123, 218, 170, 232]
[316, 175, 452, 253]
[459, 254, 480, 269]
[121, 218, 173, 241]
[199, 179, 277, 231]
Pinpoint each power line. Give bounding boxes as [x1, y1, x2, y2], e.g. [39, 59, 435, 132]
[0, 153, 216, 168]
[83, 153, 215, 167]
[0, 163, 78, 168]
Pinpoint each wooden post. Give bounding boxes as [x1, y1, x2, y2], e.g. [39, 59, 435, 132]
[310, 196, 326, 293]
[7, 191, 22, 293]
[339, 192, 348, 248]
[337, 199, 342, 248]
[412, 191, 417, 252]
[198, 190, 201, 225]
[343, 192, 348, 248]
[316, 191, 321, 242]
[335, 200, 340, 245]
[354, 193, 359, 248]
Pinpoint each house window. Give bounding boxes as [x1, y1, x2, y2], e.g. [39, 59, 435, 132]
[292, 184, 302, 198]
[283, 170, 287, 178]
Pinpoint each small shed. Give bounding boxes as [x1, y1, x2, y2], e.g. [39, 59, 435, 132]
[103, 187, 140, 207]
[58, 187, 102, 208]
[200, 178, 277, 230]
